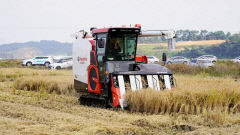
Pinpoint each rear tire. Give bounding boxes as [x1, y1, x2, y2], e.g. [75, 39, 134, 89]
[44, 62, 50, 67]
[167, 62, 172, 64]
[26, 62, 32, 67]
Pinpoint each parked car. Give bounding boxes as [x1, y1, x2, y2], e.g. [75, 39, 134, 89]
[231, 56, 240, 63]
[166, 56, 189, 64]
[22, 56, 54, 67]
[49, 57, 73, 70]
[189, 59, 214, 68]
[196, 55, 217, 63]
[146, 56, 159, 63]
[197, 59, 214, 68]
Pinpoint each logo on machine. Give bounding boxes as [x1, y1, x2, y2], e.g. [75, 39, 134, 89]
[77, 56, 87, 64]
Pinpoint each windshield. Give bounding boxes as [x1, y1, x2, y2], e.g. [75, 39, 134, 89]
[106, 33, 137, 61]
[57, 59, 63, 63]
[191, 60, 197, 63]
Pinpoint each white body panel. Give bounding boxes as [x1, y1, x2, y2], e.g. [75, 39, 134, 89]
[118, 75, 126, 109]
[73, 39, 92, 84]
[129, 75, 137, 91]
[135, 75, 143, 90]
[152, 75, 160, 91]
[164, 75, 171, 90]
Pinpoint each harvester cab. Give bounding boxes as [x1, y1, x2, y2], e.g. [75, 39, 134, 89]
[73, 25, 175, 108]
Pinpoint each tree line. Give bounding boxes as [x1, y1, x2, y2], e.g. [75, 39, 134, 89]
[138, 30, 232, 43]
[176, 33, 240, 58]
[176, 30, 231, 41]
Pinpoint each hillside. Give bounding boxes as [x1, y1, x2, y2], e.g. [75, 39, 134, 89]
[0, 40, 72, 59]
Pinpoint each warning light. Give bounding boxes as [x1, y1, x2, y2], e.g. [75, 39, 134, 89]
[135, 24, 141, 28]
[122, 25, 126, 27]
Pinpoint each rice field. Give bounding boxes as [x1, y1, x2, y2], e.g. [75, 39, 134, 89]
[0, 67, 240, 134]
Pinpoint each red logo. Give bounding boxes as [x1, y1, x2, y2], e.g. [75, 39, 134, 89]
[77, 56, 87, 64]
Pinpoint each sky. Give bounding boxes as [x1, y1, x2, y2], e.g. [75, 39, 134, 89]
[0, 0, 240, 44]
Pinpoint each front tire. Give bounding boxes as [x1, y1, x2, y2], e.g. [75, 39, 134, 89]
[56, 66, 61, 70]
[167, 62, 172, 64]
[26, 62, 32, 67]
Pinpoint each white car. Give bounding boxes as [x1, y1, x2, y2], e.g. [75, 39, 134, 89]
[22, 56, 54, 67]
[189, 59, 214, 68]
[196, 55, 217, 63]
[231, 56, 240, 63]
[49, 58, 73, 70]
[146, 56, 159, 63]
[166, 56, 190, 64]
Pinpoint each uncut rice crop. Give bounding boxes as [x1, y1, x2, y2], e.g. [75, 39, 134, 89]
[125, 75, 240, 114]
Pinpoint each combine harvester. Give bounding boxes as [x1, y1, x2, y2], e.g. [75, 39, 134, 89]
[73, 24, 176, 108]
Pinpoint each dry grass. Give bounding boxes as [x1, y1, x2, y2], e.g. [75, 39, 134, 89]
[13, 76, 74, 95]
[0, 67, 240, 134]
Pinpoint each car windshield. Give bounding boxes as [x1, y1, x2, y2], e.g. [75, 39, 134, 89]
[57, 59, 63, 63]
[205, 56, 214, 58]
[191, 60, 197, 63]
[106, 33, 137, 61]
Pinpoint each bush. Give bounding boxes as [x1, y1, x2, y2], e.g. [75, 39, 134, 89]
[0, 59, 22, 67]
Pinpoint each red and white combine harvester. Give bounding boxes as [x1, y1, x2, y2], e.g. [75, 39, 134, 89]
[73, 24, 176, 108]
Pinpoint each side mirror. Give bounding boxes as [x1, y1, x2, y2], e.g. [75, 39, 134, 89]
[98, 39, 105, 48]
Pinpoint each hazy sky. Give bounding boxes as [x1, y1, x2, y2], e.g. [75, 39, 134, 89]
[0, 0, 240, 44]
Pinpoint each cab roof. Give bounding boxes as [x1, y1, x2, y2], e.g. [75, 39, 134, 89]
[91, 27, 141, 34]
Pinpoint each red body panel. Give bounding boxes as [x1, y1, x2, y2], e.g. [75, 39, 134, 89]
[92, 28, 109, 34]
[135, 56, 148, 64]
[88, 65, 102, 93]
[90, 51, 98, 66]
[88, 50, 102, 93]
[89, 40, 95, 50]
[110, 75, 121, 107]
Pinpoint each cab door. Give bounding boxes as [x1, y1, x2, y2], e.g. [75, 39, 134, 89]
[96, 34, 107, 82]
